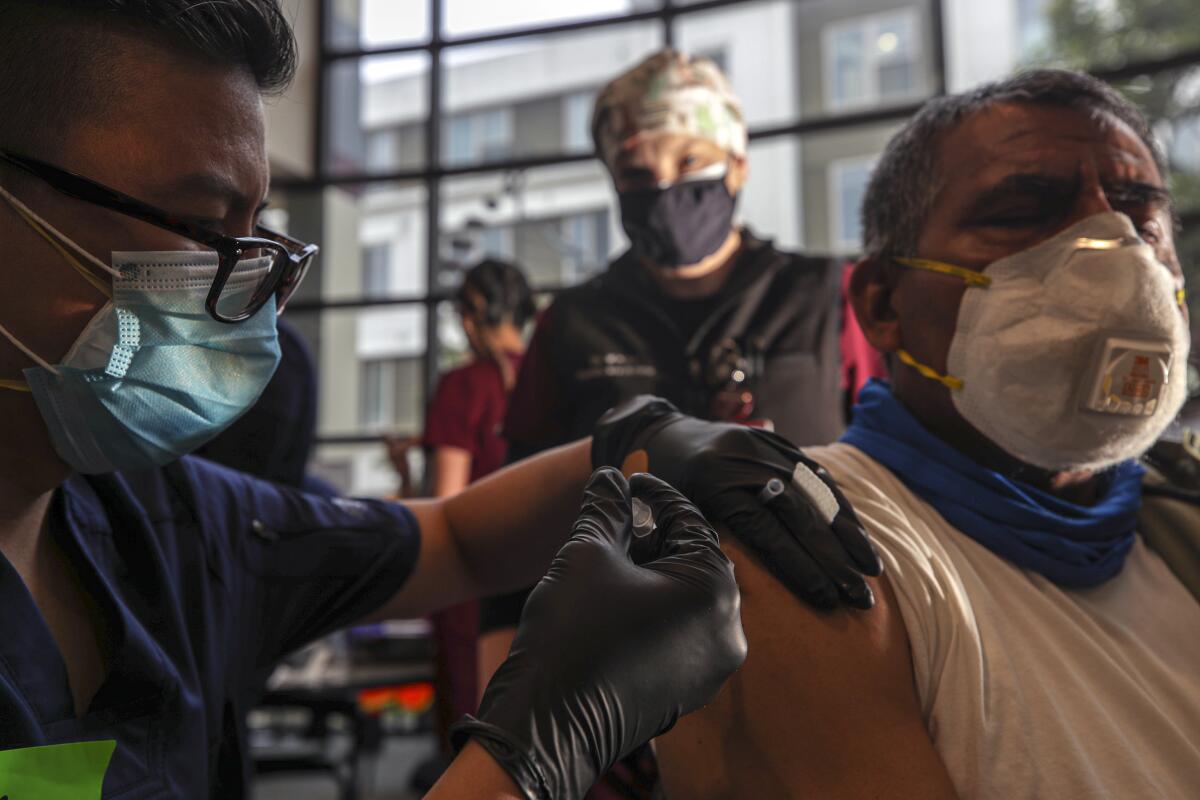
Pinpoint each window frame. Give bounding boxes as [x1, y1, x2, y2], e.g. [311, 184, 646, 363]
[282, 0, 1199, 452]
[827, 154, 878, 253]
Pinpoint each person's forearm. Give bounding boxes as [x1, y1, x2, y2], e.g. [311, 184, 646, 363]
[443, 438, 591, 595]
[426, 739, 524, 800]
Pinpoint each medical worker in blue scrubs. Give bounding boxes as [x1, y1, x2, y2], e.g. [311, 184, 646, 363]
[0, 2, 879, 798]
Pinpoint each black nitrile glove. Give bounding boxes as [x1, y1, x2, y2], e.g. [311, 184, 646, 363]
[592, 395, 882, 609]
[451, 468, 746, 800]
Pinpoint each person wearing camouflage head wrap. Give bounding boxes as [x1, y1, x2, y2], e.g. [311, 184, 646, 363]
[592, 48, 748, 171]
[481, 52, 888, 799]
[590, 48, 751, 275]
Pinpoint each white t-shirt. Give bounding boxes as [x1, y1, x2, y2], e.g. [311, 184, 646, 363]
[809, 443, 1200, 800]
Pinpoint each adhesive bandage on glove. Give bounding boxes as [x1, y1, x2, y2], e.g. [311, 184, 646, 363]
[593, 395, 881, 609]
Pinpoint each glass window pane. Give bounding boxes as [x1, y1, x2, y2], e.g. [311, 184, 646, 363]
[676, 0, 933, 122]
[326, 54, 430, 176]
[361, 243, 392, 298]
[827, 156, 876, 252]
[265, 190, 324, 308]
[813, 2, 929, 114]
[439, 161, 622, 290]
[741, 137, 804, 251]
[441, 23, 663, 168]
[945, 0, 1200, 90]
[312, 439, 424, 498]
[564, 90, 598, 151]
[442, 0, 658, 38]
[319, 182, 429, 303]
[289, 305, 428, 496]
[676, 0, 804, 128]
[798, 122, 903, 254]
[830, 27, 866, 109]
[327, 0, 430, 52]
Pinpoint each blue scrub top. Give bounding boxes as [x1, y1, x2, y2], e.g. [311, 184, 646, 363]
[0, 456, 420, 798]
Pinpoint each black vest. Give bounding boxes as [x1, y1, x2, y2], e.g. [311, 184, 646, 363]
[512, 230, 844, 454]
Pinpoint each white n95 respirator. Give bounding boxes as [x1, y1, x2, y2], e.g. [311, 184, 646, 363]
[895, 212, 1189, 472]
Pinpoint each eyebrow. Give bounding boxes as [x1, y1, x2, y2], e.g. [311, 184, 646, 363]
[964, 173, 1172, 216]
[1102, 180, 1172, 207]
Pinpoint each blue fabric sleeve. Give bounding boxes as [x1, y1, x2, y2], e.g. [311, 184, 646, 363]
[176, 457, 422, 676]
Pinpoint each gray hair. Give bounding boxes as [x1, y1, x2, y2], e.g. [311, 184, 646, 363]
[861, 68, 1167, 260]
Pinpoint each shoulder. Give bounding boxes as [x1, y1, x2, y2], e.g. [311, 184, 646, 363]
[756, 240, 842, 291]
[544, 272, 618, 318]
[655, 528, 955, 799]
[437, 360, 490, 392]
[147, 457, 419, 550]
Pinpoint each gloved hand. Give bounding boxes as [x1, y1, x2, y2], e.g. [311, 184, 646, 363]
[592, 395, 881, 609]
[451, 468, 746, 800]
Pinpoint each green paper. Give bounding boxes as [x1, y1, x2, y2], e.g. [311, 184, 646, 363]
[0, 740, 116, 800]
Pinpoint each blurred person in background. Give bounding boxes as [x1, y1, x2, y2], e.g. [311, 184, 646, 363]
[481, 47, 886, 798]
[388, 259, 536, 789]
[425, 259, 535, 496]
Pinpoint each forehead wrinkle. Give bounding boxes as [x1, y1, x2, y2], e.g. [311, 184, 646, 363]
[937, 137, 1160, 211]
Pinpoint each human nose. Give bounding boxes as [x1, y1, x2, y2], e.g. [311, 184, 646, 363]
[648, 160, 680, 188]
[1069, 160, 1117, 223]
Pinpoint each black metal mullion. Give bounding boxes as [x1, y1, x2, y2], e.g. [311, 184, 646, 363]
[1088, 46, 1200, 83]
[287, 283, 574, 314]
[314, 0, 330, 178]
[748, 102, 929, 140]
[424, 0, 443, 415]
[930, 0, 947, 97]
[663, 0, 675, 49]
[324, 41, 431, 63]
[278, 101, 925, 192]
[321, 0, 760, 61]
[275, 150, 597, 190]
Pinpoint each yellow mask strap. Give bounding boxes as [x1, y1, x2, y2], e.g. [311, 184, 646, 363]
[0, 379, 31, 392]
[895, 257, 992, 288]
[0, 185, 116, 299]
[895, 348, 963, 391]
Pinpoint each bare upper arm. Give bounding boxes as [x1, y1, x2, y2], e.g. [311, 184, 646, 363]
[655, 536, 957, 800]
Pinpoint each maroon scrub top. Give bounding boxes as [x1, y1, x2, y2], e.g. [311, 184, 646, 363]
[423, 354, 523, 483]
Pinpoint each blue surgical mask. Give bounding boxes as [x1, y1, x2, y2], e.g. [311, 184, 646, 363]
[0, 187, 281, 474]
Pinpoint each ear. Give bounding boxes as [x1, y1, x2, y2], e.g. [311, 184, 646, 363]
[727, 155, 748, 195]
[848, 256, 902, 353]
[461, 313, 478, 340]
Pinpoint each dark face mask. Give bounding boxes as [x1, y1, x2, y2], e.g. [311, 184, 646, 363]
[618, 167, 738, 268]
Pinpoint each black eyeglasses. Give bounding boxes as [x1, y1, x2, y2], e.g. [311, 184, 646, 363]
[0, 149, 318, 323]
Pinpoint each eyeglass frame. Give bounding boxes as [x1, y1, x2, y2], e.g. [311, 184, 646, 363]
[0, 148, 319, 324]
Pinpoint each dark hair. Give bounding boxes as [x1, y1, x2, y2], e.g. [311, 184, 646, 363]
[0, 0, 296, 151]
[861, 69, 1166, 261]
[458, 259, 536, 329]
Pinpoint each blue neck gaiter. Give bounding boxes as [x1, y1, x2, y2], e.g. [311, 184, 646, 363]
[841, 380, 1143, 588]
